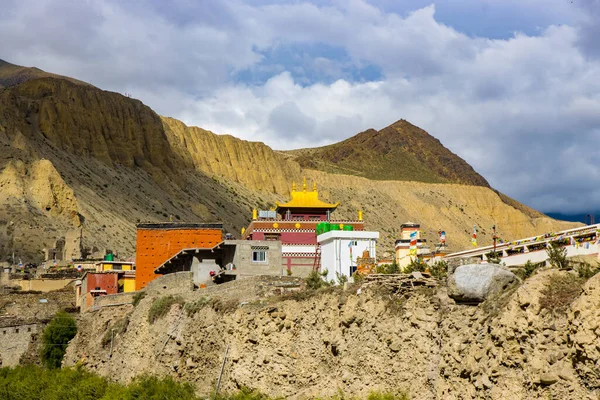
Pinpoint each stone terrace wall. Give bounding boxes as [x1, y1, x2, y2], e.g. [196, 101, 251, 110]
[145, 273, 304, 303]
[0, 323, 40, 367]
[91, 292, 137, 311]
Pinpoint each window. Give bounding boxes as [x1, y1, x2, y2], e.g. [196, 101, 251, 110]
[252, 251, 267, 263]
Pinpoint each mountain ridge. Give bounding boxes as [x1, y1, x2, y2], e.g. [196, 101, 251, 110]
[286, 119, 490, 186]
[0, 60, 580, 262]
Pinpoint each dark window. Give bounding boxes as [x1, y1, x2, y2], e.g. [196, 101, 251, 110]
[252, 251, 267, 263]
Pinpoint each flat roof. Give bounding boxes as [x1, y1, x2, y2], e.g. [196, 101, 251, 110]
[96, 261, 135, 265]
[136, 222, 223, 230]
[317, 230, 379, 242]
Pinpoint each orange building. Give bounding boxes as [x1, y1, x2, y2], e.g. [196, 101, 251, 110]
[135, 223, 223, 290]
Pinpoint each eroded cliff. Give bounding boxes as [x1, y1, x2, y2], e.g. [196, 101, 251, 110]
[65, 270, 600, 399]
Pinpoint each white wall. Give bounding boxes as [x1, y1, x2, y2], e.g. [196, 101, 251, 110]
[501, 243, 600, 267]
[317, 231, 379, 282]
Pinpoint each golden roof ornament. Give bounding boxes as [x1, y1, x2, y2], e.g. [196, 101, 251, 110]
[302, 177, 307, 191]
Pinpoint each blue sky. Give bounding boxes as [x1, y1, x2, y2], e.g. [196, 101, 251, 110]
[1, 0, 600, 214]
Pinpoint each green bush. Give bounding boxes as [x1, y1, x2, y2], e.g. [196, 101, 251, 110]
[403, 258, 425, 274]
[214, 387, 269, 400]
[132, 291, 147, 307]
[428, 260, 448, 280]
[101, 316, 130, 347]
[336, 272, 348, 285]
[575, 261, 600, 280]
[40, 311, 77, 369]
[367, 391, 410, 400]
[546, 242, 570, 270]
[485, 251, 502, 264]
[515, 260, 544, 280]
[539, 273, 583, 313]
[0, 366, 200, 400]
[306, 270, 330, 290]
[148, 295, 184, 324]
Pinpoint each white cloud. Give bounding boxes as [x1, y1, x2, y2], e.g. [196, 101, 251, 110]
[1, 0, 599, 213]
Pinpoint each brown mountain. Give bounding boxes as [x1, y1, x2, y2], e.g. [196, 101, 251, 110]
[287, 120, 489, 186]
[0, 60, 579, 262]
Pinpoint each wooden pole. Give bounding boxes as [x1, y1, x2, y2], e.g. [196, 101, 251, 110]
[109, 329, 114, 358]
[215, 344, 229, 396]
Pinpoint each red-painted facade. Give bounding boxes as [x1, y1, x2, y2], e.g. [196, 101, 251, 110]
[86, 273, 119, 295]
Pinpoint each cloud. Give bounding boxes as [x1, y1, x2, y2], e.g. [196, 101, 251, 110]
[0, 0, 599, 214]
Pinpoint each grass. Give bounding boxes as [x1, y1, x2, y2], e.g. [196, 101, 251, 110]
[132, 291, 147, 307]
[539, 273, 583, 313]
[101, 316, 130, 347]
[184, 297, 239, 316]
[148, 295, 184, 324]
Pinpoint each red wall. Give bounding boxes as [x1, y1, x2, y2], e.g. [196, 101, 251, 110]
[86, 273, 119, 295]
[280, 232, 317, 245]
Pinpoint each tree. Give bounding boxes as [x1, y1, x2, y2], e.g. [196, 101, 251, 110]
[546, 242, 569, 270]
[41, 311, 77, 369]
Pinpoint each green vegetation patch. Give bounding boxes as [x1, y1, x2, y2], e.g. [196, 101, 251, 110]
[132, 291, 147, 307]
[101, 316, 130, 347]
[0, 366, 198, 400]
[40, 311, 77, 369]
[148, 295, 184, 324]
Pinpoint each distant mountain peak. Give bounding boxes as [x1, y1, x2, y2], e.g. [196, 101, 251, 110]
[286, 120, 489, 187]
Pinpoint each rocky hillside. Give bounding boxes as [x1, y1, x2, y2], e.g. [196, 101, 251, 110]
[65, 269, 600, 399]
[286, 120, 489, 186]
[0, 59, 579, 262]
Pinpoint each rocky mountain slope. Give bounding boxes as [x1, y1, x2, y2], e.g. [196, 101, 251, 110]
[286, 120, 489, 186]
[64, 269, 600, 399]
[0, 59, 579, 262]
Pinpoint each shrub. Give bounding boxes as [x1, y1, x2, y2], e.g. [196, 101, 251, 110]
[515, 260, 544, 280]
[101, 316, 130, 347]
[539, 273, 583, 313]
[114, 374, 198, 400]
[132, 291, 147, 307]
[485, 251, 502, 264]
[0, 366, 201, 400]
[306, 270, 330, 290]
[40, 311, 77, 369]
[214, 387, 269, 400]
[575, 261, 600, 280]
[367, 391, 410, 400]
[404, 258, 425, 274]
[336, 272, 348, 285]
[148, 295, 184, 324]
[428, 260, 448, 280]
[546, 242, 570, 270]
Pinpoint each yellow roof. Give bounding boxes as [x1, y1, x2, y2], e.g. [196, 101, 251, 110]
[276, 179, 339, 210]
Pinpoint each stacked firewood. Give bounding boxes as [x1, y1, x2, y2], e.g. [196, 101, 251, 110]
[360, 272, 438, 296]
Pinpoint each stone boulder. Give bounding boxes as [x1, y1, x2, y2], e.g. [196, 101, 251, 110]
[447, 263, 519, 303]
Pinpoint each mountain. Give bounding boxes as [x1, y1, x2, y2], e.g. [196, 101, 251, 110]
[0, 59, 88, 90]
[0, 59, 580, 262]
[286, 120, 489, 186]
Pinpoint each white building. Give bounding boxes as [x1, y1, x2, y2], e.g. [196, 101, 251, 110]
[317, 230, 379, 282]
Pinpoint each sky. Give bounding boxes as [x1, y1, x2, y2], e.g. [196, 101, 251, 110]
[1, 0, 600, 215]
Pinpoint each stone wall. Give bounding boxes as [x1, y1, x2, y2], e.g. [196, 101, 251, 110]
[0, 322, 40, 367]
[229, 240, 283, 278]
[145, 272, 194, 297]
[15, 278, 74, 292]
[90, 291, 137, 311]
